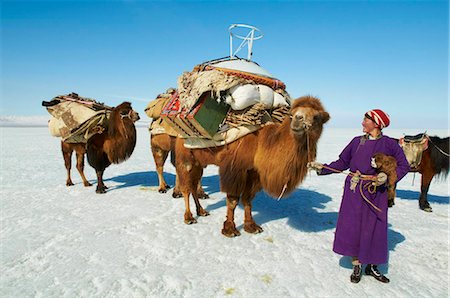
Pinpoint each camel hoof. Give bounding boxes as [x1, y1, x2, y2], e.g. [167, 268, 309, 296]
[84, 182, 92, 187]
[96, 186, 107, 194]
[421, 207, 433, 212]
[222, 228, 241, 238]
[244, 223, 264, 234]
[172, 191, 183, 199]
[184, 218, 197, 225]
[158, 188, 168, 194]
[66, 181, 74, 186]
[198, 210, 210, 217]
[199, 193, 210, 200]
[222, 221, 240, 237]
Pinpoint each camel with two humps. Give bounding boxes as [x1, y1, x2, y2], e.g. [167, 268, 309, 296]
[175, 95, 330, 237]
[86, 102, 140, 193]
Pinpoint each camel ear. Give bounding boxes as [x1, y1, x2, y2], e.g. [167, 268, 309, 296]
[319, 111, 330, 124]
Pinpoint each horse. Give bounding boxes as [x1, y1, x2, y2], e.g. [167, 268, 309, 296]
[399, 133, 449, 212]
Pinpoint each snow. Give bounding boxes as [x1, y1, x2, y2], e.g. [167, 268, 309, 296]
[1, 126, 448, 297]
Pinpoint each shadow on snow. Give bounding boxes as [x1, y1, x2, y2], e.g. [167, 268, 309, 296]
[106, 171, 405, 256]
[396, 189, 449, 205]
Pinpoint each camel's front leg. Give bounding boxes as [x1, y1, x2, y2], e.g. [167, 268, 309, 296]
[222, 195, 241, 237]
[95, 170, 107, 194]
[183, 191, 197, 224]
[242, 199, 263, 234]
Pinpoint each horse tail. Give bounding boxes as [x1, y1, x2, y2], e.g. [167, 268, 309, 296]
[429, 136, 449, 180]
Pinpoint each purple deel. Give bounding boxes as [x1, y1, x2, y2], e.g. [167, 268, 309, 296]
[320, 135, 410, 264]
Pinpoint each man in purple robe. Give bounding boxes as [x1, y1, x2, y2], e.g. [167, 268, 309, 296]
[308, 109, 410, 284]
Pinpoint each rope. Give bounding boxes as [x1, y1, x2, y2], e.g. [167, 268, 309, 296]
[320, 165, 381, 213]
[427, 136, 450, 157]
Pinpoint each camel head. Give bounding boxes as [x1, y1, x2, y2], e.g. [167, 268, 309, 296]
[114, 101, 140, 123]
[289, 96, 330, 136]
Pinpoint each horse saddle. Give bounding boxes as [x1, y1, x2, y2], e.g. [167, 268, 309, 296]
[403, 133, 426, 142]
[399, 132, 429, 170]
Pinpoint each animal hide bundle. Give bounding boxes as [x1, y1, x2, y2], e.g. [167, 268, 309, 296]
[177, 68, 250, 109]
[43, 93, 111, 143]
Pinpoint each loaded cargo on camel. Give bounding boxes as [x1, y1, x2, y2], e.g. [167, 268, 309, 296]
[42, 92, 140, 193]
[145, 24, 330, 237]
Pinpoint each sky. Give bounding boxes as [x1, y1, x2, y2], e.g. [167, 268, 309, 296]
[1, 0, 448, 129]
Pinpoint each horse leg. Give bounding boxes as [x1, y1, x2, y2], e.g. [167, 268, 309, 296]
[95, 170, 107, 194]
[222, 194, 241, 237]
[75, 146, 92, 187]
[419, 172, 433, 212]
[242, 170, 263, 234]
[61, 142, 74, 186]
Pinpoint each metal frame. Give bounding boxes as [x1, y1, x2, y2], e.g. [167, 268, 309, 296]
[229, 24, 263, 60]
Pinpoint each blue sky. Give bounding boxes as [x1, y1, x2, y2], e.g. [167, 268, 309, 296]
[1, 0, 448, 129]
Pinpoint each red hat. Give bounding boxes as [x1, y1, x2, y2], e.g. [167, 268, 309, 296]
[365, 109, 390, 129]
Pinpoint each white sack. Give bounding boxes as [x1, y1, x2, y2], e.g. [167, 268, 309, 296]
[273, 92, 289, 107]
[226, 84, 260, 110]
[258, 85, 274, 107]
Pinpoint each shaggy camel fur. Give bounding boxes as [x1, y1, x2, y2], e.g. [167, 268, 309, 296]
[371, 153, 398, 207]
[151, 133, 208, 198]
[87, 102, 140, 193]
[175, 95, 330, 237]
[61, 141, 92, 187]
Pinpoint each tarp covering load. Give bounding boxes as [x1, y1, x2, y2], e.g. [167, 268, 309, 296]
[144, 88, 179, 137]
[156, 57, 292, 147]
[42, 93, 111, 143]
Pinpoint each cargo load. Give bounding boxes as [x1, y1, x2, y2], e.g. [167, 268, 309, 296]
[42, 93, 111, 143]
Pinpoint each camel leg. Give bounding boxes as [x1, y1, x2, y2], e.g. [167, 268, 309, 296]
[95, 170, 107, 194]
[75, 149, 92, 187]
[242, 171, 263, 234]
[419, 173, 433, 212]
[61, 142, 74, 186]
[196, 180, 209, 199]
[172, 174, 183, 198]
[222, 194, 241, 237]
[152, 147, 171, 193]
[183, 191, 197, 224]
[192, 190, 209, 217]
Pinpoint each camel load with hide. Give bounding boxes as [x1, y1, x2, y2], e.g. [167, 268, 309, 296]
[158, 57, 292, 145]
[146, 24, 330, 237]
[43, 93, 140, 193]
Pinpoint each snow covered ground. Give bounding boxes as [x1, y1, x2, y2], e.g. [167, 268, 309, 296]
[1, 125, 448, 297]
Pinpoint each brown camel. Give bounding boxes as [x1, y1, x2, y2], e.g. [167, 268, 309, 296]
[151, 133, 208, 198]
[61, 141, 92, 187]
[175, 95, 330, 237]
[87, 102, 140, 193]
